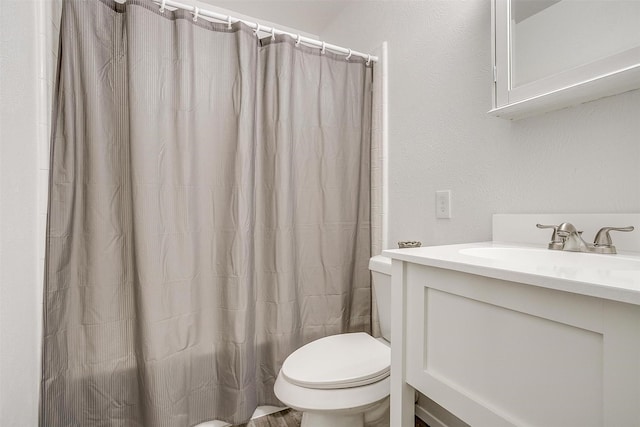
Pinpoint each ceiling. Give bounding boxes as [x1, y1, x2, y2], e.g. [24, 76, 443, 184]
[198, 1, 349, 36]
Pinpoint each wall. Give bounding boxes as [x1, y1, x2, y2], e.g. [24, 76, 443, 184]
[320, 0, 640, 250]
[0, 0, 61, 424]
[0, 1, 41, 425]
[319, 1, 640, 425]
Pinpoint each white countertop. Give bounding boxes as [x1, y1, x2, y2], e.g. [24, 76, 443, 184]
[383, 241, 640, 306]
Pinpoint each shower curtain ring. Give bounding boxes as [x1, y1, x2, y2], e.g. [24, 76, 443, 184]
[159, 0, 166, 13]
[192, 6, 199, 22]
[367, 54, 371, 65]
[295, 34, 301, 46]
[254, 24, 261, 38]
[271, 28, 276, 41]
[321, 41, 326, 54]
[346, 48, 352, 61]
[227, 15, 232, 29]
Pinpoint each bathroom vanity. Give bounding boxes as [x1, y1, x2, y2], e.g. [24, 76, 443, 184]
[384, 214, 640, 427]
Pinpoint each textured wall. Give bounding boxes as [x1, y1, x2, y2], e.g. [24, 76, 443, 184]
[320, 0, 640, 250]
[1, 0, 62, 424]
[0, 1, 40, 426]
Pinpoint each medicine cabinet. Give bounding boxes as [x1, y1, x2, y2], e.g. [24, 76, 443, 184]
[490, 0, 640, 120]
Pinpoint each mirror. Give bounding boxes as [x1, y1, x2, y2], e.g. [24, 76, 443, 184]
[490, 0, 640, 119]
[511, 0, 640, 87]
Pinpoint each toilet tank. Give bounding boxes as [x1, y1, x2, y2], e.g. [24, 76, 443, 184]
[369, 255, 392, 342]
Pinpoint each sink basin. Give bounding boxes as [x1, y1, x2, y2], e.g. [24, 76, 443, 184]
[460, 246, 640, 271]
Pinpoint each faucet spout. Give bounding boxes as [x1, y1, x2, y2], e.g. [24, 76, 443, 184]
[556, 222, 590, 252]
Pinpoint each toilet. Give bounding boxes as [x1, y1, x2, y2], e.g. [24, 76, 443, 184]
[274, 255, 392, 427]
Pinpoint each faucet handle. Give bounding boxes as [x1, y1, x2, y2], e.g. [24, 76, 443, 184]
[536, 223, 559, 233]
[536, 224, 564, 250]
[593, 226, 635, 247]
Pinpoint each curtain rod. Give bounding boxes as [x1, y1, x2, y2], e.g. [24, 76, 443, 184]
[147, 0, 378, 63]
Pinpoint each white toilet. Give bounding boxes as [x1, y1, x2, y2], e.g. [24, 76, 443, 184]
[274, 255, 392, 427]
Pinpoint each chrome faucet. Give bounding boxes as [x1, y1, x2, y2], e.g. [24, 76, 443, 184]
[537, 223, 634, 254]
[555, 222, 589, 252]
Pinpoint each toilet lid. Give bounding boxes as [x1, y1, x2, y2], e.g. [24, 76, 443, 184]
[281, 333, 390, 390]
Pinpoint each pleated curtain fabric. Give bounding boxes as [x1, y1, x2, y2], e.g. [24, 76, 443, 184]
[41, 1, 373, 426]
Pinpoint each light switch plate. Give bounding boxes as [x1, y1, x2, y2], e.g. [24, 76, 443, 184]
[436, 190, 451, 219]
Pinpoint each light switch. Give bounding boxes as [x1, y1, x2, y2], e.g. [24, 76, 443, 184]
[436, 190, 451, 219]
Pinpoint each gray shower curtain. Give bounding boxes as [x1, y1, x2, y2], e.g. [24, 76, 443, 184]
[41, 0, 372, 426]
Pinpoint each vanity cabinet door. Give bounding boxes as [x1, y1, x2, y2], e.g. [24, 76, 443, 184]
[404, 263, 640, 426]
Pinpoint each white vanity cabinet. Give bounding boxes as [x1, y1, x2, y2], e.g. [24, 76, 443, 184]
[385, 240, 640, 427]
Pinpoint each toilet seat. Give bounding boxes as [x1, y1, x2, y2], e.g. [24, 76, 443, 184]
[281, 333, 390, 390]
[275, 371, 390, 414]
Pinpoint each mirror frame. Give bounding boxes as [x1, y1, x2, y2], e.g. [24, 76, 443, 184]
[490, 0, 640, 120]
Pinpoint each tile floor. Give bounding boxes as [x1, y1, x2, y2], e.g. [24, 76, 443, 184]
[232, 409, 429, 427]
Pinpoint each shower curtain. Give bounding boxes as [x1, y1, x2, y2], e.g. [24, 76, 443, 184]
[41, 0, 372, 426]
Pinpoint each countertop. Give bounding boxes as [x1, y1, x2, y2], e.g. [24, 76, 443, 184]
[383, 241, 640, 306]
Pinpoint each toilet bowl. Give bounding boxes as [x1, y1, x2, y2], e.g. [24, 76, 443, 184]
[274, 255, 392, 427]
